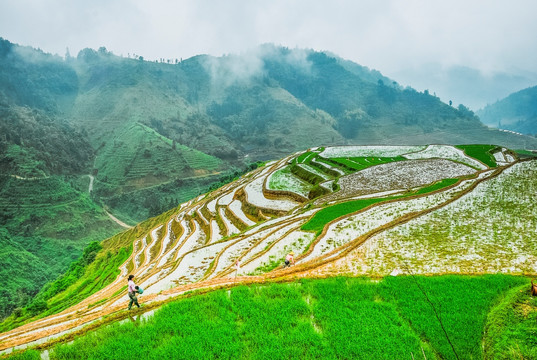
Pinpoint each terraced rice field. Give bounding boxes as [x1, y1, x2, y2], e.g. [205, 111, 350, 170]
[1, 144, 534, 355]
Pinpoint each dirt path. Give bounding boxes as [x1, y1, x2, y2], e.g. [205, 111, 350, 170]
[104, 210, 132, 229]
[87, 175, 94, 193]
[86, 174, 130, 229]
[9, 175, 49, 181]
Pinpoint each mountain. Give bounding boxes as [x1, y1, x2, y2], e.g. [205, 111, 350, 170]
[2, 37, 537, 319]
[1, 144, 536, 359]
[391, 63, 537, 111]
[477, 86, 537, 136]
[3, 38, 536, 221]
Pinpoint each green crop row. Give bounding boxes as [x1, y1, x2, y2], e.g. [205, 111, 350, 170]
[290, 164, 327, 186]
[514, 149, 537, 158]
[6, 275, 529, 360]
[455, 144, 499, 168]
[413, 178, 459, 195]
[296, 151, 316, 164]
[329, 156, 406, 171]
[302, 196, 398, 232]
[482, 282, 537, 359]
[302, 178, 459, 233]
[311, 157, 352, 174]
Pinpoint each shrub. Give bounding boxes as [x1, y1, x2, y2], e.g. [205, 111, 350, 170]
[13, 307, 23, 318]
[26, 299, 48, 315]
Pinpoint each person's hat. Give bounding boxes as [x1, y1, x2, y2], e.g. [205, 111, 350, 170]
[290, 252, 294, 255]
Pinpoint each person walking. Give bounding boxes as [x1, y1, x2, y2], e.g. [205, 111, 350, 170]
[235, 259, 240, 278]
[127, 274, 140, 310]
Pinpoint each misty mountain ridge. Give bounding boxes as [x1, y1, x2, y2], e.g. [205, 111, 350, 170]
[391, 63, 537, 111]
[2, 36, 537, 222]
[2, 36, 537, 217]
[477, 85, 537, 136]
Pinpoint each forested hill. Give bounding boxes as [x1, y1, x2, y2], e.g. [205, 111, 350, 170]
[1, 37, 536, 320]
[2, 39, 536, 182]
[477, 85, 537, 136]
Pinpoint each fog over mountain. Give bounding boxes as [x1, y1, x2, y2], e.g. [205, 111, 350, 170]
[392, 64, 537, 111]
[1, 1, 536, 94]
[477, 85, 537, 136]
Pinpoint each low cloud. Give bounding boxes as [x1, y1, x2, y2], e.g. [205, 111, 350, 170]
[1, 0, 536, 78]
[201, 44, 314, 89]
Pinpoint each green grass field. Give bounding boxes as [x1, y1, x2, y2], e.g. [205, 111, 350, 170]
[5, 275, 530, 360]
[329, 156, 406, 171]
[296, 151, 317, 164]
[455, 144, 499, 168]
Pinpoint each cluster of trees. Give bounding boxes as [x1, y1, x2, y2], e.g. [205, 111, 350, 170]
[0, 99, 93, 176]
[0, 238, 102, 323]
[0, 229, 49, 319]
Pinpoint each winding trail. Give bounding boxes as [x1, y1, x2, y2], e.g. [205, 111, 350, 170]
[86, 174, 131, 228]
[104, 210, 132, 229]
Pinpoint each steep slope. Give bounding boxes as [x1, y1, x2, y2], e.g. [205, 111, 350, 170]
[0, 46, 136, 312]
[2, 36, 537, 323]
[477, 85, 537, 136]
[1, 144, 535, 353]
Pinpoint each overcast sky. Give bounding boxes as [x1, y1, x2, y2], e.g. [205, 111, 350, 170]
[1, 0, 537, 105]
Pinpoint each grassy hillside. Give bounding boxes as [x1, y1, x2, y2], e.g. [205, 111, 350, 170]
[91, 121, 224, 221]
[5, 276, 531, 360]
[477, 85, 537, 136]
